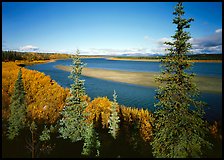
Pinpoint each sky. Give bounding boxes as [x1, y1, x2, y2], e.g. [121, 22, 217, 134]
[2, 2, 222, 55]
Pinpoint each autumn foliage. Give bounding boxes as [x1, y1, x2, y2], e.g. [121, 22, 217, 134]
[2, 62, 69, 124]
[86, 97, 113, 128]
[85, 96, 154, 142]
[119, 106, 154, 142]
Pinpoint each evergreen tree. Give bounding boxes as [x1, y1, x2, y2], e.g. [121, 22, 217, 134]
[59, 49, 87, 142]
[108, 90, 120, 139]
[82, 122, 101, 157]
[8, 68, 27, 140]
[151, 2, 212, 158]
[58, 49, 100, 156]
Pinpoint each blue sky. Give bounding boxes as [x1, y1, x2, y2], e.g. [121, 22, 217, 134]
[2, 2, 222, 55]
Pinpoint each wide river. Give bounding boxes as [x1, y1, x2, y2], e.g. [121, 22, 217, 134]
[26, 58, 222, 122]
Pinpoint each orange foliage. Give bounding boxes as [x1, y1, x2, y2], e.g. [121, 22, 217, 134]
[86, 97, 112, 128]
[2, 62, 21, 120]
[85, 96, 154, 142]
[2, 62, 69, 124]
[120, 106, 154, 142]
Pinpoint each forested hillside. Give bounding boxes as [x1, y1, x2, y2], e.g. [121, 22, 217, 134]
[115, 54, 222, 60]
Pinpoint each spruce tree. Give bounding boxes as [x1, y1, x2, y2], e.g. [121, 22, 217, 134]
[58, 49, 100, 156]
[151, 2, 212, 158]
[82, 122, 101, 157]
[59, 49, 87, 142]
[108, 90, 120, 139]
[8, 68, 27, 140]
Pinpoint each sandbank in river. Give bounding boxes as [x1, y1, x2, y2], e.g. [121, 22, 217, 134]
[106, 57, 222, 63]
[55, 65, 222, 93]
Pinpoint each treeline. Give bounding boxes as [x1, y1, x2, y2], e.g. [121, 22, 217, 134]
[187, 54, 222, 60]
[2, 51, 72, 62]
[115, 54, 222, 60]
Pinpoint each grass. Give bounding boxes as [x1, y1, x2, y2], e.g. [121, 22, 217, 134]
[55, 65, 222, 93]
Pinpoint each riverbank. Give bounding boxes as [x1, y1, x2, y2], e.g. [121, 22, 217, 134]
[107, 57, 161, 62]
[13, 59, 57, 67]
[107, 57, 222, 63]
[80, 56, 107, 59]
[55, 65, 222, 93]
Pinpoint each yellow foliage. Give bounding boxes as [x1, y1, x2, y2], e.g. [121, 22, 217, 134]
[120, 106, 154, 142]
[2, 62, 69, 124]
[86, 97, 112, 128]
[85, 95, 154, 142]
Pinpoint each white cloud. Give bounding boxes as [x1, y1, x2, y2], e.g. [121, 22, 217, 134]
[19, 45, 39, 52]
[147, 37, 173, 55]
[215, 28, 222, 33]
[78, 37, 173, 56]
[157, 37, 172, 45]
[75, 48, 151, 56]
[190, 29, 222, 54]
[152, 28, 222, 55]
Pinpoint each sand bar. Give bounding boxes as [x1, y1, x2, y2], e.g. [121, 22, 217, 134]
[55, 65, 222, 93]
[107, 57, 222, 63]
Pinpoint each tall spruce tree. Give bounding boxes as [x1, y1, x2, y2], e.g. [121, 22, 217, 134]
[151, 2, 212, 158]
[58, 49, 100, 156]
[59, 49, 87, 142]
[108, 90, 120, 139]
[8, 68, 27, 140]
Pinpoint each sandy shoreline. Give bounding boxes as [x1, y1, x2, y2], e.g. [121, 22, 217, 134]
[106, 57, 222, 63]
[106, 57, 161, 62]
[80, 56, 106, 59]
[55, 65, 222, 93]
